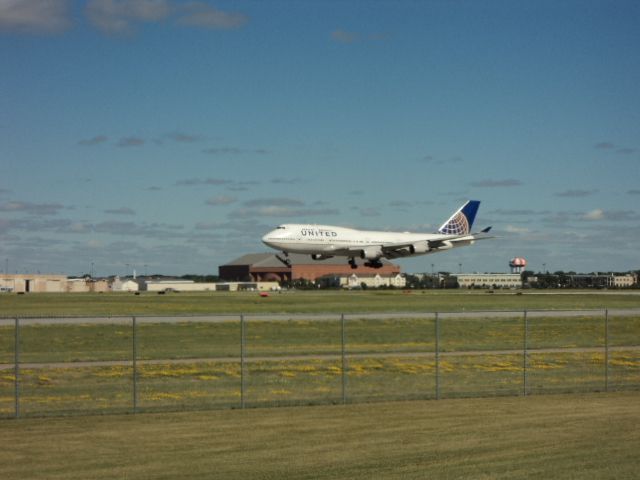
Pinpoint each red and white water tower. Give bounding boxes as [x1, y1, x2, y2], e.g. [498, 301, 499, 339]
[509, 257, 527, 274]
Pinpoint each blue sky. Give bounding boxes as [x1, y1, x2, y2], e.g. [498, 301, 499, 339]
[1, 0, 639, 276]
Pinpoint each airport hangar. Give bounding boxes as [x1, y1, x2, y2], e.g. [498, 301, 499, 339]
[219, 253, 401, 283]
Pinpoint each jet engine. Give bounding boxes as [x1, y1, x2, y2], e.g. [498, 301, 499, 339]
[360, 246, 384, 260]
[409, 241, 431, 254]
[311, 254, 334, 260]
[434, 241, 453, 251]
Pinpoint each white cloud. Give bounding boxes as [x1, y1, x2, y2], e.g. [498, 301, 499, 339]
[330, 29, 389, 44]
[243, 198, 304, 208]
[177, 2, 248, 29]
[165, 132, 203, 143]
[583, 209, 604, 221]
[85, 0, 248, 35]
[117, 136, 145, 147]
[232, 206, 339, 218]
[206, 195, 236, 206]
[0, 201, 65, 215]
[78, 135, 109, 146]
[87, 239, 104, 248]
[331, 29, 358, 44]
[469, 179, 524, 188]
[555, 189, 598, 198]
[505, 225, 530, 234]
[356, 207, 381, 217]
[176, 177, 232, 187]
[86, 0, 171, 34]
[104, 207, 136, 215]
[0, 0, 71, 34]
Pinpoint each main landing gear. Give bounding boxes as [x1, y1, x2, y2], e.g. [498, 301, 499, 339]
[276, 252, 291, 267]
[364, 260, 383, 269]
[348, 257, 384, 269]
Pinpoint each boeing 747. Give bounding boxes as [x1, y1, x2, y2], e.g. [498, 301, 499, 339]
[261, 200, 492, 269]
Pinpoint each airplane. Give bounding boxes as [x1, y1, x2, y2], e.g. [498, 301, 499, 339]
[261, 200, 493, 269]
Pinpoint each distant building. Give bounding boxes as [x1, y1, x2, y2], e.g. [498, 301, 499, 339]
[142, 280, 213, 292]
[110, 277, 139, 292]
[457, 273, 522, 289]
[612, 274, 637, 288]
[140, 279, 280, 292]
[565, 273, 636, 288]
[67, 278, 110, 293]
[344, 273, 406, 289]
[0, 274, 67, 293]
[526, 273, 638, 288]
[219, 253, 401, 283]
[0, 274, 109, 293]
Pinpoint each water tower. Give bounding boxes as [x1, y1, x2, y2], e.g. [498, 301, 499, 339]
[509, 257, 527, 274]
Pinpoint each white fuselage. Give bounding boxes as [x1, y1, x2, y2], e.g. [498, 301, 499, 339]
[261, 224, 472, 258]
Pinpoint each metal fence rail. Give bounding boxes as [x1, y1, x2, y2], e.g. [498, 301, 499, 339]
[0, 309, 638, 418]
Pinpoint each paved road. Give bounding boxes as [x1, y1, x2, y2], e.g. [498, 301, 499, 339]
[1, 308, 640, 325]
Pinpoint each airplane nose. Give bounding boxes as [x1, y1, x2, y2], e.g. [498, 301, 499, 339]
[262, 231, 274, 245]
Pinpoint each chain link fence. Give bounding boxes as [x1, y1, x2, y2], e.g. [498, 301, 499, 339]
[1, 310, 638, 418]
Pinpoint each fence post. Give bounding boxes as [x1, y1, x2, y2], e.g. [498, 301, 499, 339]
[523, 310, 528, 397]
[341, 313, 347, 405]
[14, 317, 20, 419]
[132, 316, 138, 414]
[240, 314, 245, 409]
[435, 312, 440, 400]
[604, 309, 609, 392]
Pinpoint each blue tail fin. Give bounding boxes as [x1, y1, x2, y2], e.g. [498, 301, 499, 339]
[438, 200, 480, 235]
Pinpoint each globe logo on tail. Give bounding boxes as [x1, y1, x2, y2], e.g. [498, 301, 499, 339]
[440, 211, 470, 235]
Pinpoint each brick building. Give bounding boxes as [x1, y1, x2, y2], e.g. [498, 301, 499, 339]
[219, 253, 401, 283]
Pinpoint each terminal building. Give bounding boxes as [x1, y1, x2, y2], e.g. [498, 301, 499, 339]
[219, 253, 402, 283]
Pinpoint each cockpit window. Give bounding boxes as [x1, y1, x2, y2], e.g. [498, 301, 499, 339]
[276, 226, 286, 229]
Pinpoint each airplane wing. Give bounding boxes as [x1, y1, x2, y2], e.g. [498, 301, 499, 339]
[376, 228, 495, 259]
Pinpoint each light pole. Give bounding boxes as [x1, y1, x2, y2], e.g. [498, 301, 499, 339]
[431, 263, 436, 289]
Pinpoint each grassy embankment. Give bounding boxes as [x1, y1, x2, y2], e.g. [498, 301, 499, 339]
[1, 289, 640, 317]
[1, 393, 639, 480]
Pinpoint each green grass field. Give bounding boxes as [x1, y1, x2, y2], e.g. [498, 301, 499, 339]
[1, 312, 638, 417]
[5, 313, 638, 363]
[1, 393, 639, 480]
[1, 289, 640, 317]
[1, 292, 639, 478]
